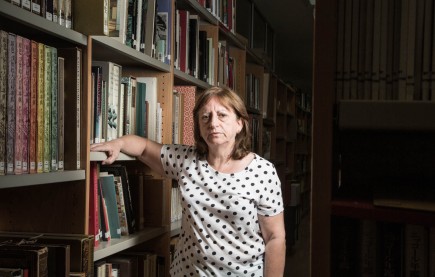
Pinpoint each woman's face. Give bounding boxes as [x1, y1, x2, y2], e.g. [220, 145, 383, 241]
[198, 96, 242, 149]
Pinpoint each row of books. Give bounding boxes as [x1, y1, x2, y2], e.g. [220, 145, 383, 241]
[95, 252, 165, 277]
[332, 217, 435, 276]
[90, 62, 162, 144]
[246, 73, 261, 111]
[89, 163, 168, 247]
[196, 0, 236, 33]
[174, 9, 215, 85]
[0, 232, 94, 277]
[77, 0, 172, 65]
[335, 0, 435, 101]
[5, 0, 73, 29]
[0, 30, 81, 175]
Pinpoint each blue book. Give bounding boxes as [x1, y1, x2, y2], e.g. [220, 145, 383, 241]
[155, 0, 172, 64]
[99, 173, 122, 239]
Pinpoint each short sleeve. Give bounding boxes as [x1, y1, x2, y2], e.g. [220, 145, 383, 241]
[256, 162, 284, 217]
[160, 144, 196, 180]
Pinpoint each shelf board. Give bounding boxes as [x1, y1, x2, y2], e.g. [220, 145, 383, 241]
[91, 36, 171, 71]
[173, 68, 212, 89]
[0, 1, 87, 46]
[90, 152, 135, 162]
[0, 170, 86, 189]
[180, 0, 219, 25]
[94, 226, 169, 261]
[331, 199, 435, 226]
[338, 100, 435, 130]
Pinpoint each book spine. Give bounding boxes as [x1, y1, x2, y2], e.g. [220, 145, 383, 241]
[75, 49, 81, 169]
[37, 43, 45, 173]
[51, 47, 58, 171]
[45, 0, 54, 21]
[43, 45, 52, 173]
[58, 0, 65, 26]
[31, 0, 42, 16]
[64, 0, 72, 28]
[21, 37, 31, 174]
[29, 41, 38, 174]
[15, 37, 24, 172]
[57, 56, 64, 170]
[22, 0, 31, 11]
[0, 31, 8, 175]
[52, 0, 58, 23]
[6, 33, 17, 175]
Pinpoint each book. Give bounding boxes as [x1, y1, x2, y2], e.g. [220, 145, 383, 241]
[139, 0, 157, 56]
[92, 65, 103, 143]
[28, 40, 39, 170]
[36, 42, 45, 173]
[50, 47, 58, 171]
[73, 0, 109, 35]
[120, 76, 135, 135]
[100, 164, 136, 234]
[0, 31, 8, 175]
[378, 222, 404, 277]
[89, 162, 101, 247]
[92, 61, 122, 142]
[0, 244, 49, 277]
[14, 35, 23, 175]
[404, 224, 428, 277]
[6, 33, 16, 175]
[155, 0, 172, 64]
[57, 56, 65, 170]
[105, 255, 138, 277]
[57, 47, 81, 170]
[173, 86, 196, 146]
[136, 77, 157, 141]
[43, 45, 52, 173]
[98, 176, 111, 241]
[1, 240, 72, 277]
[0, 232, 93, 277]
[135, 80, 147, 137]
[21, 37, 31, 174]
[99, 173, 122, 239]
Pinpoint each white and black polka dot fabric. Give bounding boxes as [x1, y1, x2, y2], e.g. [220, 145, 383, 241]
[160, 145, 284, 276]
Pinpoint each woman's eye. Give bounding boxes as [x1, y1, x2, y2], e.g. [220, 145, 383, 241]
[201, 115, 209, 121]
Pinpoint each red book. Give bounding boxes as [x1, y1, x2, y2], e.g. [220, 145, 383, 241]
[179, 10, 189, 73]
[89, 162, 101, 247]
[173, 86, 196, 146]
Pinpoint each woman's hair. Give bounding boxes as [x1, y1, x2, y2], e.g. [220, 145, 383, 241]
[193, 86, 251, 160]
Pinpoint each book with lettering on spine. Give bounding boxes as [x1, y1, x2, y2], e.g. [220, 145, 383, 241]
[0, 30, 8, 175]
[51, 47, 58, 171]
[6, 33, 16, 175]
[29, 40, 38, 173]
[57, 56, 65, 171]
[43, 45, 52, 173]
[36, 42, 45, 173]
[57, 47, 81, 170]
[21, 37, 31, 174]
[14, 35, 23, 175]
[31, 0, 42, 16]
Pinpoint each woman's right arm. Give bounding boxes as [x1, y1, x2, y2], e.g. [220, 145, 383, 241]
[90, 135, 165, 176]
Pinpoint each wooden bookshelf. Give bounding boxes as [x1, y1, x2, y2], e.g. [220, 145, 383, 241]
[0, 0, 310, 275]
[312, 0, 435, 276]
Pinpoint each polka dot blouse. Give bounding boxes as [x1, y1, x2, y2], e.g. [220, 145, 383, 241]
[160, 144, 284, 276]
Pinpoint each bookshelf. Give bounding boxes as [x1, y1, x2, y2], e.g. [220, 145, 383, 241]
[312, 0, 435, 276]
[0, 0, 310, 275]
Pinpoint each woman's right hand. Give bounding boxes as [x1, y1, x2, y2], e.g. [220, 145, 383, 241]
[90, 139, 122, 165]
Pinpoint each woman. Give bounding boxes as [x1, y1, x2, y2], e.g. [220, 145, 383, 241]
[91, 86, 286, 276]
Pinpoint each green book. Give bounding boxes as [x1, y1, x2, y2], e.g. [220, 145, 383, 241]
[99, 173, 122, 239]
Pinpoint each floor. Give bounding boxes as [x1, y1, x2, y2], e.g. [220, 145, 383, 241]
[284, 212, 310, 277]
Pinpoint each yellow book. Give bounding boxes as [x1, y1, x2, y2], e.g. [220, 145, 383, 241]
[36, 43, 45, 173]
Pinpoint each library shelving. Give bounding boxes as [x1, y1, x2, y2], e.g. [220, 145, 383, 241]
[312, 0, 435, 276]
[0, 0, 311, 275]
